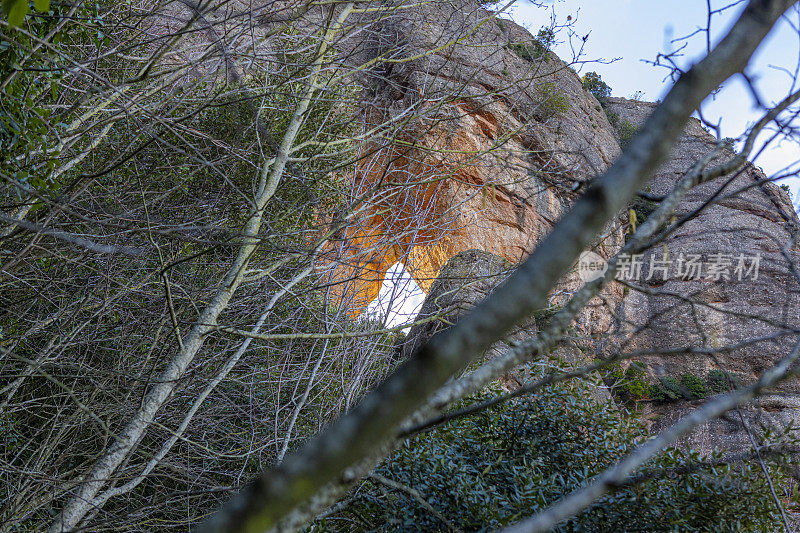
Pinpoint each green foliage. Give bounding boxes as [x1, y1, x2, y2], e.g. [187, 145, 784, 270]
[647, 382, 670, 402]
[647, 370, 743, 402]
[2, 0, 49, 27]
[318, 381, 788, 531]
[508, 42, 537, 61]
[535, 82, 570, 118]
[599, 360, 649, 401]
[535, 27, 555, 53]
[680, 373, 707, 399]
[780, 183, 794, 202]
[705, 369, 742, 394]
[605, 108, 620, 128]
[582, 72, 626, 132]
[0, 2, 100, 193]
[582, 71, 611, 103]
[617, 118, 638, 147]
[654, 375, 684, 401]
[599, 361, 743, 404]
[647, 376, 683, 402]
[507, 27, 555, 62]
[623, 363, 649, 399]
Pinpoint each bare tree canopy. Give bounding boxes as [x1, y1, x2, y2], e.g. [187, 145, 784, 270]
[1, 0, 799, 531]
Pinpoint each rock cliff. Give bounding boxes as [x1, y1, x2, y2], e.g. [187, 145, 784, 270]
[323, 0, 624, 327]
[323, 0, 800, 457]
[606, 98, 800, 454]
[396, 92, 800, 459]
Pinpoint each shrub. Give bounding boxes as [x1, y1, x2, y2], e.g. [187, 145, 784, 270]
[598, 361, 648, 401]
[617, 118, 638, 147]
[680, 373, 707, 399]
[508, 42, 536, 61]
[317, 381, 788, 531]
[536, 82, 570, 118]
[605, 108, 620, 128]
[780, 183, 794, 202]
[648, 382, 670, 402]
[598, 360, 624, 384]
[534, 27, 555, 53]
[582, 71, 611, 103]
[508, 27, 555, 63]
[705, 369, 742, 394]
[650, 375, 683, 401]
[623, 363, 649, 399]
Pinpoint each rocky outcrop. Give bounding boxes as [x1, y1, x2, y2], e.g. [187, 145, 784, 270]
[323, 0, 624, 321]
[605, 98, 800, 454]
[399, 250, 515, 359]
[321, 0, 800, 458]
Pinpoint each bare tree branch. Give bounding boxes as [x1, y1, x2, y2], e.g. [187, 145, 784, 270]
[199, 1, 799, 531]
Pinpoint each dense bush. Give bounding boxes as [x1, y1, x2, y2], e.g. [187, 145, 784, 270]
[617, 118, 639, 147]
[680, 373, 707, 399]
[644, 370, 745, 402]
[535, 82, 571, 118]
[706, 369, 743, 394]
[649, 376, 683, 401]
[600, 360, 649, 401]
[508, 27, 556, 62]
[582, 71, 611, 104]
[316, 380, 788, 531]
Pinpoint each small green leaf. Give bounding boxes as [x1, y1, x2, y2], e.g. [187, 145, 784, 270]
[33, 0, 47, 12]
[3, 0, 30, 27]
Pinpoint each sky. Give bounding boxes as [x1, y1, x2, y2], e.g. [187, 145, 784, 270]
[506, 0, 800, 207]
[367, 0, 800, 327]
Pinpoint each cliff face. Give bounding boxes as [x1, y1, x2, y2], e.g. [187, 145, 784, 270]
[324, 1, 624, 326]
[327, 1, 800, 456]
[395, 89, 800, 456]
[605, 98, 800, 453]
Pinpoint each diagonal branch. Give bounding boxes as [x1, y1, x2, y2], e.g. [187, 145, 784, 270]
[502, 336, 800, 533]
[199, 1, 799, 531]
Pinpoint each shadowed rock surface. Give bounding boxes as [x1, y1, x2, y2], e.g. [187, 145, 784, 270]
[400, 250, 612, 397]
[605, 97, 800, 455]
[399, 249, 516, 359]
[397, 250, 543, 390]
